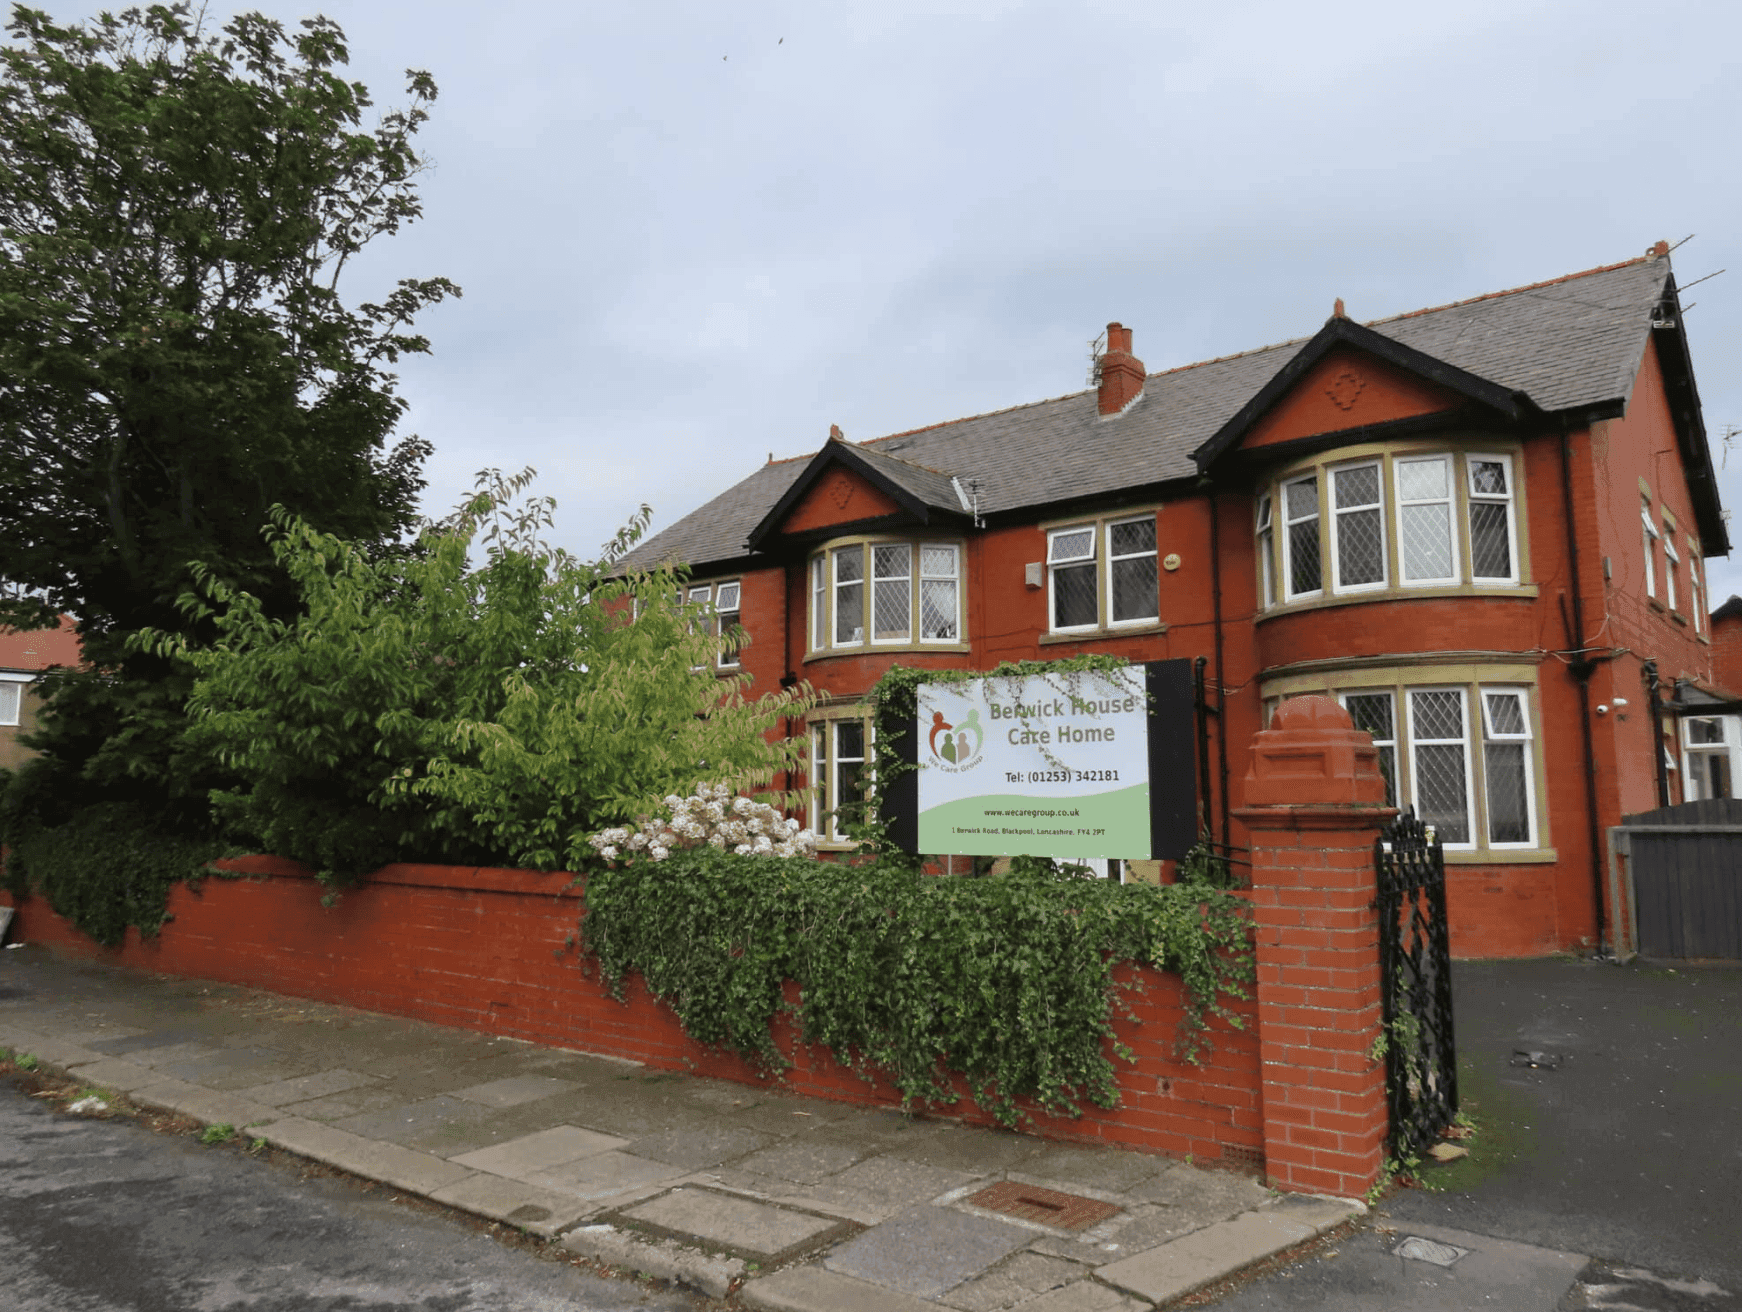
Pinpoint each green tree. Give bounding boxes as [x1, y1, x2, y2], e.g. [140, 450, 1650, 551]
[0, 4, 454, 829]
[157, 472, 817, 881]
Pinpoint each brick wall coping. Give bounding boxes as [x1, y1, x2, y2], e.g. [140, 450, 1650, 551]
[211, 854, 583, 899]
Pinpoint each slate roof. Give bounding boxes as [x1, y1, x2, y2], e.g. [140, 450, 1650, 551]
[620, 254, 1679, 573]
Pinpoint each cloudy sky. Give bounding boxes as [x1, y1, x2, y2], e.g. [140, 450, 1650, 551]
[44, 1, 1742, 594]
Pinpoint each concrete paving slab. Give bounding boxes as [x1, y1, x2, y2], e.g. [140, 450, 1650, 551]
[277, 1083, 410, 1120]
[826, 1206, 1032, 1299]
[15, 1036, 105, 1069]
[626, 1124, 772, 1170]
[239, 1067, 379, 1107]
[258, 1116, 476, 1195]
[129, 1080, 280, 1129]
[737, 1137, 872, 1185]
[622, 1186, 840, 1260]
[1007, 1280, 1146, 1312]
[450, 1074, 579, 1107]
[792, 1156, 981, 1226]
[41, 1023, 147, 1046]
[329, 1094, 495, 1145]
[559, 1223, 745, 1299]
[887, 1125, 1046, 1175]
[939, 1251, 1090, 1312]
[527, 1150, 687, 1201]
[428, 1171, 597, 1237]
[742, 1265, 939, 1312]
[451, 1125, 630, 1177]
[58, 1056, 160, 1093]
[1018, 1146, 1167, 1195]
[1127, 1161, 1271, 1215]
[84, 1026, 210, 1056]
[151, 1047, 300, 1089]
[1096, 1208, 1330, 1304]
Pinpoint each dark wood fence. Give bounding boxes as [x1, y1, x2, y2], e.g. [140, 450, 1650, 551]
[1611, 799, 1742, 960]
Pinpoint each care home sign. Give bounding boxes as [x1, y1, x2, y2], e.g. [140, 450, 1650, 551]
[886, 660, 1196, 861]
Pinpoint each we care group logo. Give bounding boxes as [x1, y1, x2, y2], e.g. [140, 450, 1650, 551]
[926, 707, 985, 773]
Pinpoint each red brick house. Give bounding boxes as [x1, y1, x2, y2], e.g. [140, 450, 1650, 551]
[0, 618, 80, 772]
[621, 244, 1730, 958]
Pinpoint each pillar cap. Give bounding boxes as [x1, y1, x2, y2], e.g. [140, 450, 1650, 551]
[1241, 695, 1387, 809]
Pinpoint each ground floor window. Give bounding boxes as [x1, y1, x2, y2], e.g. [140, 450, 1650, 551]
[1682, 715, 1736, 801]
[1327, 681, 1539, 851]
[809, 715, 872, 845]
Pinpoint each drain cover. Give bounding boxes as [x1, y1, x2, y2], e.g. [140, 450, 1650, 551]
[1394, 1235, 1469, 1267]
[967, 1182, 1119, 1231]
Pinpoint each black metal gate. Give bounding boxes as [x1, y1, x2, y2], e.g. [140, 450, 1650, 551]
[1375, 807, 1459, 1160]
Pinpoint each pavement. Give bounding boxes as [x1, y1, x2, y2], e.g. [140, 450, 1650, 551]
[0, 945, 1363, 1310]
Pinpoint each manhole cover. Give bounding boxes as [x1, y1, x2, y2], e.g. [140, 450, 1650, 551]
[967, 1182, 1120, 1231]
[1394, 1235, 1469, 1267]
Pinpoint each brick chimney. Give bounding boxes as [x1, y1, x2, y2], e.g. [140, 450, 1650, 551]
[1097, 322, 1145, 416]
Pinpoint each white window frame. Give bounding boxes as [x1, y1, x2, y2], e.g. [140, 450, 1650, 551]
[1329, 460, 1387, 595]
[0, 674, 26, 728]
[1256, 492, 1276, 610]
[1394, 455, 1460, 586]
[918, 544, 961, 643]
[1663, 531, 1680, 613]
[1106, 514, 1159, 627]
[713, 581, 742, 668]
[870, 543, 913, 645]
[1406, 686, 1476, 850]
[1281, 474, 1323, 600]
[809, 716, 873, 845]
[1689, 546, 1704, 634]
[1642, 500, 1659, 599]
[810, 556, 826, 650]
[1047, 525, 1100, 633]
[1682, 715, 1735, 801]
[1479, 687, 1537, 849]
[1339, 689, 1397, 808]
[1466, 453, 1520, 584]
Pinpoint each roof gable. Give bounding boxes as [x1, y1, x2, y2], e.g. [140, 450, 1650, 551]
[748, 439, 965, 550]
[1194, 317, 1527, 469]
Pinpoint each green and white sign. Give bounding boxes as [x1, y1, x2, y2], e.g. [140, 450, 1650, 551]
[916, 668, 1151, 859]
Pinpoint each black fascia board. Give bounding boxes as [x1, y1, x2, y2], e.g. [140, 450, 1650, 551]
[1213, 407, 1529, 474]
[965, 473, 1206, 533]
[1650, 277, 1730, 554]
[1192, 317, 1527, 473]
[747, 441, 953, 551]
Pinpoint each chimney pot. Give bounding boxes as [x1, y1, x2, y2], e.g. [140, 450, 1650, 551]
[1097, 322, 1145, 416]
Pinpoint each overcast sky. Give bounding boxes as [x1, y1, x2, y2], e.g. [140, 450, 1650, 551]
[40, 1, 1742, 597]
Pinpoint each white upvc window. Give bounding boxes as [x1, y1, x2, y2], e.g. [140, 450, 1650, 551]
[1340, 690, 1397, 808]
[684, 581, 743, 669]
[871, 544, 912, 644]
[1689, 547, 1704, 634]
[810, 717, 872, 844]
[832, 546, 865, 646]
[1663, 531, 1680, 613]
[1107, 515, 1159, 626]
[1330, 461, 1386, 593]
[1479, 688, 1536, 847]
[1396, 455, 1459, 585]
[1407, 687, 1474, 847]
[1466, 454, 1518, 583]
[1282, 474, 1322, 600]
[1256, 492, 1276, 610]
[1642, 499, 1659, 599]
[918, 544, 960, 641]
[810, 556, 826, 648]
[0, 675, 25, 727]
[1682, 715, 1735, 801]
[1048, 525, 1099, 631]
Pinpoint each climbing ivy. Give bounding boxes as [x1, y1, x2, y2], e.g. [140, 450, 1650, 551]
[583, 845, 1253, 1126]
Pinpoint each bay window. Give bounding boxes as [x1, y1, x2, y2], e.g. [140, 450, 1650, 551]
[811, 539, 962, 652]
[1257, 448, 1524, 608]
[1331, 680, 1540, 851]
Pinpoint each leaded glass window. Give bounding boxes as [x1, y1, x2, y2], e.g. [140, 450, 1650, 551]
[1108, 516, 1159, 624]
[1467, 455, 1515, 582]
[1049, 526, 1098, 629]
[1397, 456, 1456, 583]
[1283, 475, 1321, 599]
[1408, 688, 1471, 845]
[1332, 462, 1385, 590]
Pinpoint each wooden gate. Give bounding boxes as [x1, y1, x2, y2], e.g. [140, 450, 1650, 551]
[1611, 799, 1742, 960]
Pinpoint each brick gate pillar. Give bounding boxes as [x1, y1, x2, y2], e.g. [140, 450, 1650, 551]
[1233, 696, 1393, 1198]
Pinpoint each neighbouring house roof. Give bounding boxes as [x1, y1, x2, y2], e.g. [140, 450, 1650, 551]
[621, 253, 1716, 573]
[0, 617, 80, 673]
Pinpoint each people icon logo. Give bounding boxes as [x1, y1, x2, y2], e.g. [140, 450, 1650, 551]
[927, 707, 985, 772]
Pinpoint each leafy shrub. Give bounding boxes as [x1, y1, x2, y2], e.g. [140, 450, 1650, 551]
[582, 847, 1252, 1125]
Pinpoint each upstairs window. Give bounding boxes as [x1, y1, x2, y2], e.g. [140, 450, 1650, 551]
[1690, 549, 1704, 634]
[1396, 455, 1458, 585]
[1255, 492, 1276, 609]
[0, 678, 22, 727]
[811, 540, 963, 652]
[1331, 462, 1385, 592]
[1642, 499, 1659, 599]
[1047, 514, 1159, 632]
[1467, 455, 1517, 582]
[686, 580, 743, 669]
[1663, 529, 1680, 613]
[1282, 475, 1322, 599]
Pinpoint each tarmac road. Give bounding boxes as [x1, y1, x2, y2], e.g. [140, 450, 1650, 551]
[0, 1082, 704, 1312]
[1202, 957, 1742, 1310]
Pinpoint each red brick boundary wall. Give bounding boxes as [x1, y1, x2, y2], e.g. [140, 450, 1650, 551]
[2, 855, 1264, 1172]
[2, 697, 1398, 1196]
[1237, 696, 1393, 1197]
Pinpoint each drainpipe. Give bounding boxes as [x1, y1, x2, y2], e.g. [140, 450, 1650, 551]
[1644, 660, 1668, 808]
[1559, 422, 1609, 952]
[1208, 484, 1231, 849]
